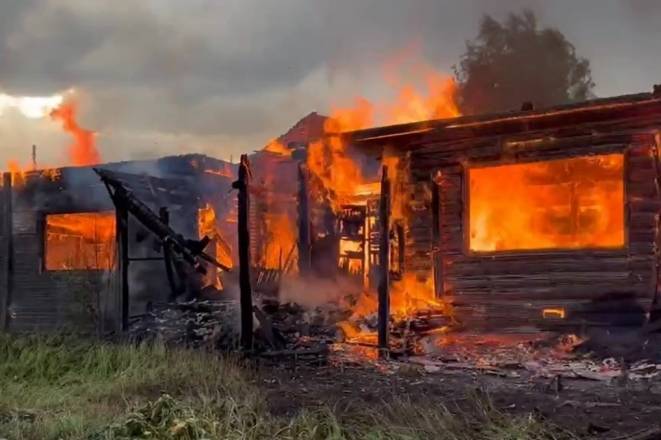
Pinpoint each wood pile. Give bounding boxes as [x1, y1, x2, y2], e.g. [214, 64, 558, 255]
[128, 300, 240, 349]
[127, 298, 347, 355]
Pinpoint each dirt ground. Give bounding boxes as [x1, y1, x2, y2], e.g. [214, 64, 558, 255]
[258, 333, 661, 438]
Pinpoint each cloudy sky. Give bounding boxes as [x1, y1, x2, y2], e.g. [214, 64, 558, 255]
[0, 0, 659, 168]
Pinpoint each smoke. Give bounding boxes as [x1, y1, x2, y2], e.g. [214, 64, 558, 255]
[0, 0, 660, 167]
[279, 276, 362, 309]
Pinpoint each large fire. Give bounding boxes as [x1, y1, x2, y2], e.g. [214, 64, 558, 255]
[50, 100, 100, 167]
[3, 93, 100, 183]
[198, 203, 233, 270]
[350, 273, 447, 321]
[262, 213, 298, 270]
[263, 139, 293, 157]
[307, 56, 459, 212]
[469, 154, 625, 252]
[306, 55, 461, 334]
[45, 212, 116, 271]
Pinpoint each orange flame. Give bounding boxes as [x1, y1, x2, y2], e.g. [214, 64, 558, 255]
[7, 160, 25, 186]
[45, 212, 116, 271]
[382, 55, 460, 124]
[306, 53, 460, 340]
[469, 154, 625, 251]
[307, 55, 460, 212]
[50, 100, 100, 166]
[198, 203, 233, 271]
[262, 213, 298, 271]
[263, 139, 293, 157]
[5, 160, 61, 187]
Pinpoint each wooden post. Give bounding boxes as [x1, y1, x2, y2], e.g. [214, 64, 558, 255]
[160, 207, 179, 301]
[297, 163, 311, 275]
[650, 133, 661, 322]
[116, 203, 130, 332]
[378, 166, 391, 357]
[233, 154, 253, 351]
[431, 171, 444, 298]
[0, 173, 13, 332]
[396, 222, 405, 274]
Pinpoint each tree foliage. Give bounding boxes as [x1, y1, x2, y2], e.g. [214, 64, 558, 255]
[455, 10, 594, 115]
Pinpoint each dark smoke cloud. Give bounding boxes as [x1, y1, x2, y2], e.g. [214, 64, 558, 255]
[0, 0, 659, 166]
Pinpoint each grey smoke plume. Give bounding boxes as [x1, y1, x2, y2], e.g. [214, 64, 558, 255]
[1, 0, 659, 167]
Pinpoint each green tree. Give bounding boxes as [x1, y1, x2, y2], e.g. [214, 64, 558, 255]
[455, 10, 594, 115]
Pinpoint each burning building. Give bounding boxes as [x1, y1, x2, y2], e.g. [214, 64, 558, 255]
[2, 87, 660, 351]
[323, 87, 661, 332]
[248, 112, 328, 290]
[0, 154, 235, 334]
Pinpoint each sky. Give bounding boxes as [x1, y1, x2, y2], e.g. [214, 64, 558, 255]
[0, 0, 659, 168]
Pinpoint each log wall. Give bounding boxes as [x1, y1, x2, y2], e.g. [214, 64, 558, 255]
[7, 172, 116, 333]
[404, 112, 661, 329]
[1, 165, 204, 334]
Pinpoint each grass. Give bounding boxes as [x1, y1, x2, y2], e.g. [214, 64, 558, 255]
[0, 334, 577, 440]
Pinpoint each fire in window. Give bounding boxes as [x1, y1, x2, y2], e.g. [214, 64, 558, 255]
[45, 212, 116, 270]
[469, 153, 624, 252]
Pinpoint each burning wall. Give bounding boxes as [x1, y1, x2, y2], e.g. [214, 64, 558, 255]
[0, 154, 234, 333]
[388, 91, 661, 329]
[285, 57, 462, 322]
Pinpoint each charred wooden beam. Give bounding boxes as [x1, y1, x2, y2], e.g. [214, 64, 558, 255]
[378, 165, 391, 357]
[160, 207, 182, 302]
[96, 168, 229, 273]
[431, 171, 444, 298]
[116, 202, 130, 332]
[233, 154, 253, 351]
[297, 163, 311, 275]
[0, 173, 13, 331]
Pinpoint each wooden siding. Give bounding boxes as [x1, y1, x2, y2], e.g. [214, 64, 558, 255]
[373, 98, 661, 329]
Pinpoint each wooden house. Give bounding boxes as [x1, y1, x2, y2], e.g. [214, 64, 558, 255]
[344, 89, 661, 329]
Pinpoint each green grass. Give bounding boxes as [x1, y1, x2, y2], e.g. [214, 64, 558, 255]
[0, 334, 577, 440]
